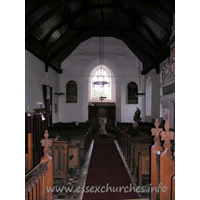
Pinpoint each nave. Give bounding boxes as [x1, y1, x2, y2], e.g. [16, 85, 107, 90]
[25, 119, 175, 200]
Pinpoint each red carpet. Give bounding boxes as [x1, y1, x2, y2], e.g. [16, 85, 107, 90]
[82, 132, 139, 200]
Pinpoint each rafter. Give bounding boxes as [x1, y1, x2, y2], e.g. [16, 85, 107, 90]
[68, 25, 157, 53]
[141, 62, 159, 75]
[136, 23, 160, 49]
[136, 16, 161, 45]
[155, 0, 174, 17]
[41, 4, 88, 48]
[25, 42, 62, 73]
[119, 30, 157, 63]
[47, 5, 129, 49]
[26, 35, 48, 57]
[25, 0, 48, 19]
[25, 0, 76, 39]
[25, 0, 175, 75]
[156, 0, 175, 15]
[48, 30, 85, 62]
[127, 0, 171, 31]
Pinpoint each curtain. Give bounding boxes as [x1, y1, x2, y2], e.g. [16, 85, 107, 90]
[32, 114, 48, 167]
[25, 113, 32, 146]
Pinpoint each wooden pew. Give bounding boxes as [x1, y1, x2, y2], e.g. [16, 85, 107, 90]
[25, 130, 53, 200]
[25, 133, 33, 173]
[138, 152, 150, 188]
[65, 130, 92, 165]
[48, 125, 93, 172]
[116, 125, 120, 143]
[116, 122, 132, 149]
[50, 140, 69, 180]
[133, 146, 150, 178]
[158, 120, 175, 200]
[123, 133, 128, 157]
[116, 122, 152, 165]
[151, 119, 163, 200]
[129, 139, 152, 173]
[119, 130, 124, 150]
[69, 144, 80, 174]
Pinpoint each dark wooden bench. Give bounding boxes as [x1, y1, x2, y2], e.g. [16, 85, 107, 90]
[133, 146, 150, 178]
[48, 126, 93, 171]
[138, 152, 150, 188]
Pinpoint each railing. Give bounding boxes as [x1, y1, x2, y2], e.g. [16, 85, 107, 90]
[25, 130, 53, 200]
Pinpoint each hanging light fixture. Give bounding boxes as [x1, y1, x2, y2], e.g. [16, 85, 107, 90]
[92, 6, 108, 101]
[92, 36, 108, 86]
[54, 74, 65, 96]
[135, 55, 145, 97]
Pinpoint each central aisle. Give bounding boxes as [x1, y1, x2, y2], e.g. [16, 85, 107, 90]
[82, 132, 139, 200]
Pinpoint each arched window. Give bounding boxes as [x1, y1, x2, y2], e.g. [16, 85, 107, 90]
[91, 65, 111, 100]
[146, 76, 152, 116]
[66, 81, 77, 103]
[127, 82, 138, 104]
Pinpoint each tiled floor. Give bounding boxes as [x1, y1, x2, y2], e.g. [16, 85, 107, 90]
[53, 138, 149, 199]
[53, 140, 94, 200]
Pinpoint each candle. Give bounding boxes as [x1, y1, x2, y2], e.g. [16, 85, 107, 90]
[27, 106, 29, 112]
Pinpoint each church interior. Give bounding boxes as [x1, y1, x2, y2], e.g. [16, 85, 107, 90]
[25, 0, 177, 200]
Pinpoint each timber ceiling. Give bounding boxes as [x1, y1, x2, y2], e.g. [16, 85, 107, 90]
[25, 0, 175, 74]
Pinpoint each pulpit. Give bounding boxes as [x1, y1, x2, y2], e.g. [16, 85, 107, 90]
[98, 117, 107, 135]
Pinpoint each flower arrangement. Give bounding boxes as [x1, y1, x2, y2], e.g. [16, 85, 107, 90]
[133, 107, 142, 122]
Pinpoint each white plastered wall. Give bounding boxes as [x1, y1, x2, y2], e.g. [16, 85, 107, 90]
[60, 37, 145, 123]
[25, 50, 59, 123]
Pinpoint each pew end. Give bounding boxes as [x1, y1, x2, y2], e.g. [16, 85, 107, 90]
[138, 153, 150, 188]
[69, 144, 80, 174]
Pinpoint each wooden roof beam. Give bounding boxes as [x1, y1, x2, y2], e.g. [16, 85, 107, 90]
[141, 63, 160, 75]
[25, 0, 76, 39]
[48, 30, 85, 62]
[25, 0, 48, 19]
[128, 0, 171, 31]
[119, 30, 157, 63]
[155, 0, 174, 17]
